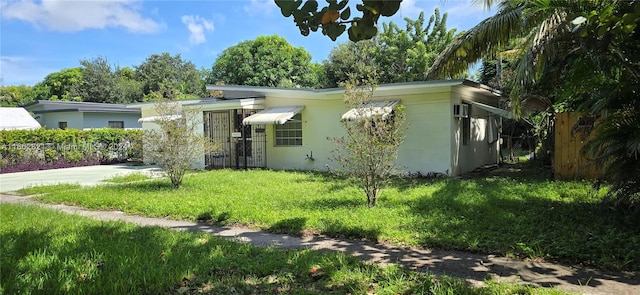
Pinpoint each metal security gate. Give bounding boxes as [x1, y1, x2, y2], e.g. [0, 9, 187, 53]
[204, 110, 266, 169]
[204, 111, 232, 169]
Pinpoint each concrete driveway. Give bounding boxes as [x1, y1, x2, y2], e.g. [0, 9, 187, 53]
[0, 164, 160, 193]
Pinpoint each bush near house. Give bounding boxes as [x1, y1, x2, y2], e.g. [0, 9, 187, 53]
[0, 128, 142, 173]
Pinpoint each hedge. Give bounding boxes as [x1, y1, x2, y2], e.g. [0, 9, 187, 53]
[0, 128, 142, 173]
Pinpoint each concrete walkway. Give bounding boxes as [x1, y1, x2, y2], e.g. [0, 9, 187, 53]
[1, 165, 638, 294]
[0, 164, 160, 192]
[1, 194, 638, 295]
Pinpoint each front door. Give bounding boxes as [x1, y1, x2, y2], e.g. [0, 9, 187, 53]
[204, 110, 266, 169]
[233, 110, 266, 169]
[204, 111, 231, 169]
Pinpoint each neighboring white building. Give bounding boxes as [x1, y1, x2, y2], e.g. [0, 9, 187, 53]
[130, 79, 512, 176]
[22, 100, 141, 130]
[0, 107, 42, 130]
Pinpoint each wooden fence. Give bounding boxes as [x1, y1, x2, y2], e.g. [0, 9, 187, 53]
[553, 112, 602, 180]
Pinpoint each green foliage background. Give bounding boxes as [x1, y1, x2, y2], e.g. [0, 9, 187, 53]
[0, 128, 142, 168]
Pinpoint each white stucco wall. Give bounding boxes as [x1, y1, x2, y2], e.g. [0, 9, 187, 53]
[393, 92, 452, 175]
[450, 87, 501, 175]
[262, 94, 346, 171]
[262, 91, 454, 175]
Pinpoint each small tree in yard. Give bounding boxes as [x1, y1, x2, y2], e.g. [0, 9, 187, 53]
[329, 83, 406, 207]
[143, 101, 219, 188]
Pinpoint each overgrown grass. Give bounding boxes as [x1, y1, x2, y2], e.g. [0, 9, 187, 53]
[102, 172, 152, 183]
[0, 204, 569, 295]
[33, 169, 640, 270]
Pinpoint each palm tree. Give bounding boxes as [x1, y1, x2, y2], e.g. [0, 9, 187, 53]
[427, 0, 608, 106]
[428, 0, 640, 211]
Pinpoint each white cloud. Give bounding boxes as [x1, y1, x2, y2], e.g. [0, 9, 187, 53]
[1, 56, 55, 86]
[0, 0, 162, 33]
[181, 15, 214, 45]
[243, 0, 275, 17]
[399, 0, 423, 19]
[444, 2, 490, 18]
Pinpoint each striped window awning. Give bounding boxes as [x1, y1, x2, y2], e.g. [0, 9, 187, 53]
[242, 106, 304, 125]
[341, 100, 399, 121]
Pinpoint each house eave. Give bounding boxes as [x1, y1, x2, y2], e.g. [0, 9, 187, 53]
[33, 108, 141, 114]
[206, 79, 501, 100]
[127, 98, 266, 111]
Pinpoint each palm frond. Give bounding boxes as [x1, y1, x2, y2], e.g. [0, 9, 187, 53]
[427, 1, 526, 79]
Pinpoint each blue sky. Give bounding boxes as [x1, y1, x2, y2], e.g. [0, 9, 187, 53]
[1, 0, 496, 86]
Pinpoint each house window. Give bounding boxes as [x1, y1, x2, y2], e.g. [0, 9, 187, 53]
[275, 113, 302, 146]
[58, 122, 67, 130]
[462, 103, 471, 145]
[109, 121, 124, 128]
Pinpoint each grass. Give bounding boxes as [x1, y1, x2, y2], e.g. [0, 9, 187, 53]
[32, 168, 640, 271]
[0, 204, 570, 295]
[101, 172, 152, 183]
[15, 184, 82, 196]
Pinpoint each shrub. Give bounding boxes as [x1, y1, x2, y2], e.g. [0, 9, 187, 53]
[0, 128, 142, 173]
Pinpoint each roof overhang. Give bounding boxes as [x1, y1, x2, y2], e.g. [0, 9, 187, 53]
[32, 108, 140, 114]
[138, 114, 183, 123]
[242, 106, 304, 125]
[465, 100, 513, 119]
[127, 98, 265, 111]
[206, 79, 501, 100]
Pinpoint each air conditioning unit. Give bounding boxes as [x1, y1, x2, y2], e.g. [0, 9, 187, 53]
[453, 104, 469, 118]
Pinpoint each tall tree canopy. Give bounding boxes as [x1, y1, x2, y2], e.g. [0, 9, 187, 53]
[210, 35, 321, 88]
[323, 39, 379, 86]
[0, 85, 35, 107]
[323, 9, 458, 87]
[377, 9, 457, 83]
[73, 57, 123, 103]
[135, 53, 203, 100]
[40, 68, 83, 101]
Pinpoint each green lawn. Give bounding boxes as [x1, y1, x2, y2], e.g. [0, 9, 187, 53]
[29, 168, 640, 271]
[0, 204, 568, 295]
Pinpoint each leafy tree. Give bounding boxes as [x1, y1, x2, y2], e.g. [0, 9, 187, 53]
[135, 53, 203, 100]
[71, 57, 122, 103]
[27, 83, 53, 102]
[377, 9, 457, 83]
[322, 9, 457, 87]
[142, 101, 219, 188]
[0, 85, 35, 106]
[276, 0, 402, 42]
[41, 68, 83, 101]
[15, 68, 84, 102]
[308, 62, 330, 89]
[323, 39, 379, 87]
[211, 35, 320, 88]
[570, 1, 640, 211]
[329, 83, 406, 207]
[116, 67, 144, 103]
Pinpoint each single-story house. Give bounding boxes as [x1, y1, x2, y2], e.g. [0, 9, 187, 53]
[0, 107, 42, 130]
[130, 79, 512, 176]
[22, 100, 141, 130]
